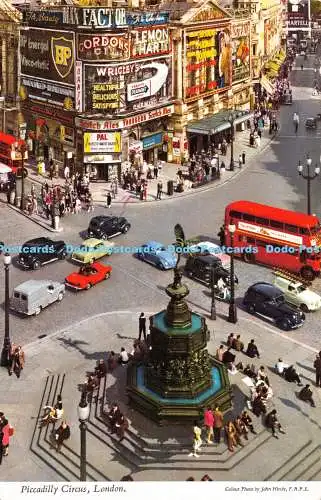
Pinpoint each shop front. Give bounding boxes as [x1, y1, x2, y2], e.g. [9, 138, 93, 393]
[141, 132, 164, 164]
[82, 131, 122, 181]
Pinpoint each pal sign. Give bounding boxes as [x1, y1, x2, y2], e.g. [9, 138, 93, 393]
[127, 62, 168, 102]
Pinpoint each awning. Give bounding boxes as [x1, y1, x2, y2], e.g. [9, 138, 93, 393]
[261, 75, 275, 96]
[186, 109, 254, 136]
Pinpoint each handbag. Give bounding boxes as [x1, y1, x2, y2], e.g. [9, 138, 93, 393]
[9, 426, 14, 437]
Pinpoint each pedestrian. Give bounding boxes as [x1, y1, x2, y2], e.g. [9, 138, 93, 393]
[0, 429, 3, 465]
[53, 421, 70, 452]
[257, 366, 270, 386]
[232, 335, 244, 352]
[283, 365, 303, 386]
[156, 181, 162, 200]
[238, 154, 242, 168]
[153, 165, 158, 179]
[9, 344, 25, 378]
[225, 421, 238, 452]
[204, 407, 214, 444]
[143, 183, 147, 201]
[115, 411, 128, 441]
[275, 357, 289, 375]
[265, 409, 286, 438]
[213, 406, 223, 443]
[242, 151, 246, 165]
[246, 339, 260, 358]
[241, 411, 256, 434]
[234, 415, 248, 441]
[216, 344, 225, 361]
[299, 384, 316, 407]
[217, 225, 225, 247]
[201, 474, 213, 481]
[188, 421, 202, 458]
[118, 347, 129, 365]
[138, 312, 147, 342]
[95, 359, 107, 379]
[107, 351, 118, 372]
[64, 165, 70, 181]
[313, 352, 321, 387]
[108, 403, 121, 433]
[106, 192, 112, 208]
[1, 419, 13, 457]
[227, 333, 235, 347]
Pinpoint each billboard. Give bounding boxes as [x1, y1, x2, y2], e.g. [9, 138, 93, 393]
[184, 28, 231, 101]
[77, 33, 130, 61]
[20, 28, 75, 108]
[131, 26, 171, 58]
[84, 57, 172, 114]
[83, 132, 121, 153]
[287, 0, 310, 28]
[231, 22, 250, 83]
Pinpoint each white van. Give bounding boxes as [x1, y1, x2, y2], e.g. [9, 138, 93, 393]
[10, 280, 65, 316]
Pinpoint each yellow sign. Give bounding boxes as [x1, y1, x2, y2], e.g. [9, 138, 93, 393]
[60, 126, 65, 141]
[84, 132, 121, 153]
[51, 36, 74, 79]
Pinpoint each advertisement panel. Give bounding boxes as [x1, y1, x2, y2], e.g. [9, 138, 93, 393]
[20, 28, 75, 108]
[287, 0, 310, 28]
[184, 27, 231, 101]
[231, 22, 250, 83]
[84, 57, 172, 114]
[75, 61, 83, 112]
[131, 26, 171, 58]
[77, 33, 130, 61]
[84, 131, 121, 153]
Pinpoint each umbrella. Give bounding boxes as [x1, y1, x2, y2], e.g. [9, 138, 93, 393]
[0, 163, 12, 174]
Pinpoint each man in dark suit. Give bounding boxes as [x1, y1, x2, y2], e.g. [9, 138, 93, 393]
[138, 312, 146, 342]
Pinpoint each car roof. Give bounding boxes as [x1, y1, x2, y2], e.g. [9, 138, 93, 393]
[190, 255, 221, 264]
[22, 238, 51, 246]
[144, 240, 165, 249]
[13, 280, 60, 294]
[250, 282, 282, 297]
[82, 238, 106, 247]
[194, 241, 219, 247]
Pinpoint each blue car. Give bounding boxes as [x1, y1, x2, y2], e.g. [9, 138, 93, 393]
[136, 241, 177, 270]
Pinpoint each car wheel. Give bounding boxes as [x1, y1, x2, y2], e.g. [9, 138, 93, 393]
[158, 262, 165, 270]
[301, 266, 315, 280]
[187, 270, 193, 278]
[300, 303, 309, 313]
[123, 225, 129, 233]
[57, 292, 64, 302]
[23, 168, 28, 178]
[278, 318, 290, 331]
[101, 234, 108, 240]
[59, 250, 67, 260]
[33, 260, 41, 270]
[247, 304, 255, 314]
[34, 306, 41, 316]
[85, 283, 92, 290]
[89, 258, 95, 264]
[104, 272, 111, 279]
[243, 253, 255, 264]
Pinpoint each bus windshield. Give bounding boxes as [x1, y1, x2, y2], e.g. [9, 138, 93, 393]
[310, 225, 320, 234]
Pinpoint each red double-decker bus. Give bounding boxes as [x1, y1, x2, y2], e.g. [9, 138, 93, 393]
[0, 132, 28, 178]
[224, 200, 321, 280]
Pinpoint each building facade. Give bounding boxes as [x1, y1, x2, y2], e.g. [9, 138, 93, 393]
[19, 5, 174, 180]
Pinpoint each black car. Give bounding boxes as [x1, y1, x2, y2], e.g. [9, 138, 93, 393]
[18, 238, 67, 270]
[87, 216, 131, 240]
[184, 255, 238, 286]
[243, 282, 305, 330]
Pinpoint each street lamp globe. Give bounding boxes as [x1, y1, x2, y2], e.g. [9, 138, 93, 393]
[228, 223, 236, 234]
[315, 166, 320, 175]
[4, 253, 11, 266]
[306, 156, 312, 167]
[297, 161, 303, 173]
[78, 393, 90, 422]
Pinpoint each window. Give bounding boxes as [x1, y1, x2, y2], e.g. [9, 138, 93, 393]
[284, 224, 298, 234]
[243, 213, 255, 222]
[14, 292, 20, 298]
[255, 217, 269, 225]
[21, 295, 27, 301]
[299, 227, 309, 235]
[230, 210, 242, 219]
[256, 239, 267, 247]
[270, 220, 284, 229]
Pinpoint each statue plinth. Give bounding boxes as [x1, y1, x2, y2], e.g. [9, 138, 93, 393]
[165, 282, 191, 328]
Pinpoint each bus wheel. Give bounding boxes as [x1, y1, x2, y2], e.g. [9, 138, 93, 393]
[243, 253, 255, 264]
[301, 267, 315, 281]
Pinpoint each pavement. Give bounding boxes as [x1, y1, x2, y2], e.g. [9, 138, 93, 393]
[1, 306, 321, 482]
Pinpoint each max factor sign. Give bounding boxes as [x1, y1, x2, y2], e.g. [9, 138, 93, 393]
[64, 7, 127, 28]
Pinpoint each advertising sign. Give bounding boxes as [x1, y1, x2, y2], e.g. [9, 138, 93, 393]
[185, 28, 231, 100]
[84, 57, 172, 114]
[238, 222, 303, 245]
[20, 28, 74, 85]
[77, 33, 130, 61]
[231, 22, 250, 83]
[75, 61, 83, 112]
[131, 27, 170, 58]
[19, 76, 75, 109]
[287, 0, 310, 28]
[83, 132, 121, 153]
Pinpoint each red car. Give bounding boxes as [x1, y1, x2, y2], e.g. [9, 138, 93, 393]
[65, 262, 112, 290]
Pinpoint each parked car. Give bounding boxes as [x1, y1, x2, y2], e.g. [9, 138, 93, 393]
[188, 241, 231, 269]
[65, 262, 112, 290]
[184, 255, 238, 286]
[10, 280, 65, 316]
[136, 241, 177, 270]
[71, 238, 114, 264]
[305, 117, 317, 129]
[243, 282, 305, 330]
[18, 238, 67, 270]
[88, 216, 130, 240]
[273, 275, 321, 312]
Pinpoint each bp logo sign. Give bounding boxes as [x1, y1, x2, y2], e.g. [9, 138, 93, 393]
[51, 36, 74, 79]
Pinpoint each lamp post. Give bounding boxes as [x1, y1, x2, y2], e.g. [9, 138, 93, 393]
[228, 112, 236, 171]
[228, 224, 237, 324]
[20, 143, 27, 211]
[1, 254, 12, 367]
[210, 266, 216, 321]
[78, 391, 90, 481]
[297, 154, 320, 215]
